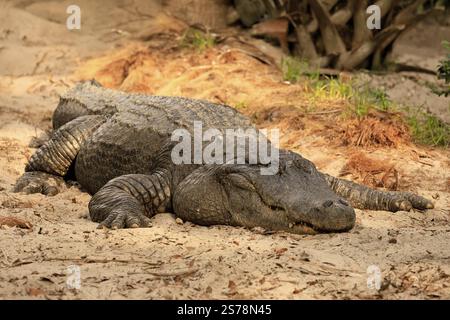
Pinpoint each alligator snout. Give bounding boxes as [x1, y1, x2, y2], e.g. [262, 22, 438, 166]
[307, 198, 355, 232]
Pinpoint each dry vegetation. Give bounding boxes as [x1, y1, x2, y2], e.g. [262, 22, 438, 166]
[75, 39, 416, 149]
[0, 0, 449, 300]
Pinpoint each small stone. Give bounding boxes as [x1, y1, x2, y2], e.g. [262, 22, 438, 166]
[388, 238, 397, 244]
[251, 226, 265, 234]
[175, 218, 184, 225]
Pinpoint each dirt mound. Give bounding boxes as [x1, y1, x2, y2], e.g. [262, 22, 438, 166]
[340, 115, 411, 148]
[75, 43, 415, 153]
[0, 0, 449, 300]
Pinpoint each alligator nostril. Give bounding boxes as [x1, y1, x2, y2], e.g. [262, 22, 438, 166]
[323, 200, 333, 208]
[339, 199, 349, 206]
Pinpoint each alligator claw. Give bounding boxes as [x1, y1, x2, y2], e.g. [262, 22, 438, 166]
[392, 192, 434, 212]
[395, 200, 412, 212]
[406, 193, 434, 210]
[96, 210, 152, 229]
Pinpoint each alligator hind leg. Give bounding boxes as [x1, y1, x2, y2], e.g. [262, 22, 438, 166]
[89, 171, 171, 229]
[323, 174, 434, 212]
[14, 115, 106, 196]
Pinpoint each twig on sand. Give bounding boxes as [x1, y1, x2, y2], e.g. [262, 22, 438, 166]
[306, 109, 342, 116]
[147, 267, 199, 278]
[0, 248, 11, 267]
[42, 256, 163, 267]
[415, 160, 434, 167]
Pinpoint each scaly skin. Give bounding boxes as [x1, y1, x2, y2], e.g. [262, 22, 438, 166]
[14, 81, 434, 234]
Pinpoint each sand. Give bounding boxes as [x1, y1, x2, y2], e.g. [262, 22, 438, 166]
[0, 0, 449, 299]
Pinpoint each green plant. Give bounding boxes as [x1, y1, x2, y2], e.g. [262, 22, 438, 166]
[298, 71, 448, 147]
[307, 77, 393, 117]
[298, 69, 448, 147]
[234, 101, 249, 110]
[349, 86, 393, 116]
[180, 28, 215, 51]
[309, 78, 353, 100]
[407, 108, 450, 147]
[281, 57, 308, 83]
[435, 40, 450, 97]
[367, 89, 392, 112]
[351, 93, 371, 117]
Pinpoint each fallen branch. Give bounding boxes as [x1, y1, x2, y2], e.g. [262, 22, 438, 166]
[308, 0, 346, 56]
[352, 0, 372, 49]
[307, 0, 356, 33]
[338, 25, 405, 70]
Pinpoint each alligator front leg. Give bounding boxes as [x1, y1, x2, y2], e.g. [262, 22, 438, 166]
[14, 115, 106, 196]
[89, 170, 171, 229]
[323, 173, 434, 212]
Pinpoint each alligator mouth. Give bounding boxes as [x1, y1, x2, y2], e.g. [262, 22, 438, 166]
[288, 220, 319, 235]
[265, 203, 322, 234]
[289, 220, 349, 234]
[263, 199, 340, 234]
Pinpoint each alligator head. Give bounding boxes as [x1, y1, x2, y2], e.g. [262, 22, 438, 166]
[173, 151, 356, 234]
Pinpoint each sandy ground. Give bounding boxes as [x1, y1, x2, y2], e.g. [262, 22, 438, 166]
[0, 1, 449, 299]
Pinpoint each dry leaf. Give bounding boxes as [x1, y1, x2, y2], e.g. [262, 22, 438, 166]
[0, 216, 33, 229]
[26, 287, 45, 296]
[228, 280, 237, 291]
[275, 247, 288, 255]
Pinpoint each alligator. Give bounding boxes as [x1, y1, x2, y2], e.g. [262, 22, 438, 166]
[14, 81, 434, 234]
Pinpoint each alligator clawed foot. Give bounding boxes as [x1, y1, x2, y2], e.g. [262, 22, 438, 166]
[394, 200, 412, 212]
[13, 172, 64, 196]
[391, 192, 434, 212]
[95, 210, 153, 230]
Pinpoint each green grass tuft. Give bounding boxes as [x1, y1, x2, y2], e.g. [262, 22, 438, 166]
[435, 40, 450, 97]
[307, 77, 393, 117]
[234, 101, 249, 110]
[180, 28, 215, 51]
[280, 61, 449, 148]
[406, 108, 450, 147]
[281, 57, 309, 83]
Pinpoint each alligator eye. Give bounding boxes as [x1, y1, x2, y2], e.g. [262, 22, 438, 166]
[226, 173, 255, 191]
